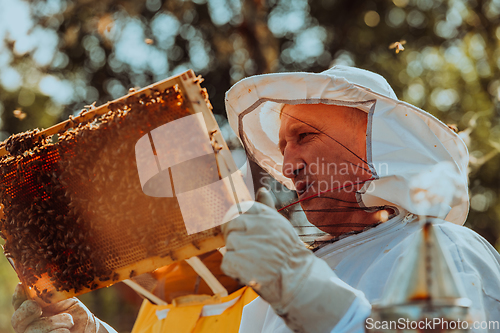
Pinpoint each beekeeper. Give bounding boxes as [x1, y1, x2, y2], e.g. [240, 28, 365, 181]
[218, 65, 500, 332]
[10, 66, 500, 333]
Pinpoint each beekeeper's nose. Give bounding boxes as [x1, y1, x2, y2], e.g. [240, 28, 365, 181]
[282, 146, 306, 179]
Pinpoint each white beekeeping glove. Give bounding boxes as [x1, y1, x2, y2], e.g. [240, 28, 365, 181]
[221, 188, 362, 333]
[409, 161, 467, 219]
[11, 283, 117, 333]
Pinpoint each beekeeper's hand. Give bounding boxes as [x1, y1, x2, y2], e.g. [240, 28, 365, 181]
[221, 188, 365, 333]
[11, 283, 117, 333]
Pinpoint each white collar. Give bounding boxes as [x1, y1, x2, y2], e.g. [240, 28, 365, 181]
[314, 209, 415, 258]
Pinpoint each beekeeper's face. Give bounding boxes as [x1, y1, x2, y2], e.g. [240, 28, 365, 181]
[278, 103, 374, 236]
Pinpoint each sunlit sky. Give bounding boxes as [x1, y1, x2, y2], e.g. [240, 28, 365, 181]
[0, 0, 71, 104]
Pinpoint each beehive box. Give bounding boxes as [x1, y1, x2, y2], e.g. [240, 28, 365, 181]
[0, 70, 251, 304]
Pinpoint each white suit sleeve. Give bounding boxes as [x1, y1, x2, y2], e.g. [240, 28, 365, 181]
[239, 292, 371, 333]
[239, 291, 371, 333]
[331, 296, 371, 332]
[222, 200, 370, 333]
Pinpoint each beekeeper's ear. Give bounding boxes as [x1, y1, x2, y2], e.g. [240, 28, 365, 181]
[255, 187, 276, 209]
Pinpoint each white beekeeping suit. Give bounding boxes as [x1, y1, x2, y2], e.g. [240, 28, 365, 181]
[223, 66, 500, 332]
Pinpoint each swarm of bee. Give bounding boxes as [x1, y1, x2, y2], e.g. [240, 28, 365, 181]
[0, 86, 222, 303]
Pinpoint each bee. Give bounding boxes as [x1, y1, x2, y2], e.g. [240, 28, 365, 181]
[389, 40, 406, 54]
[192, 240, 201, 251]
[169, 250, 177, 261]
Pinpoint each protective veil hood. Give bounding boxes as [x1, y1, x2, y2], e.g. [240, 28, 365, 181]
[225, 66, 469, 225]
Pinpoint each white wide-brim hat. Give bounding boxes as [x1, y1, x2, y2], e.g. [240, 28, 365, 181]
[225, 66, 469, 225]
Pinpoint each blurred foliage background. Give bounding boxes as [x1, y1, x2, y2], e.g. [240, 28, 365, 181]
[1, 0, 500, 331]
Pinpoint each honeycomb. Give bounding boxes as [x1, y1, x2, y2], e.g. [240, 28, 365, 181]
[0, 83, 231, 304]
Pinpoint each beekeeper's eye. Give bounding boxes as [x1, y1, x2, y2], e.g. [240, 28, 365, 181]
[298, 132, 317, 142]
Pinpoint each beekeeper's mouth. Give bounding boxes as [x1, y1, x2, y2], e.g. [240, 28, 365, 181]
[295, 180, 314, 197]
